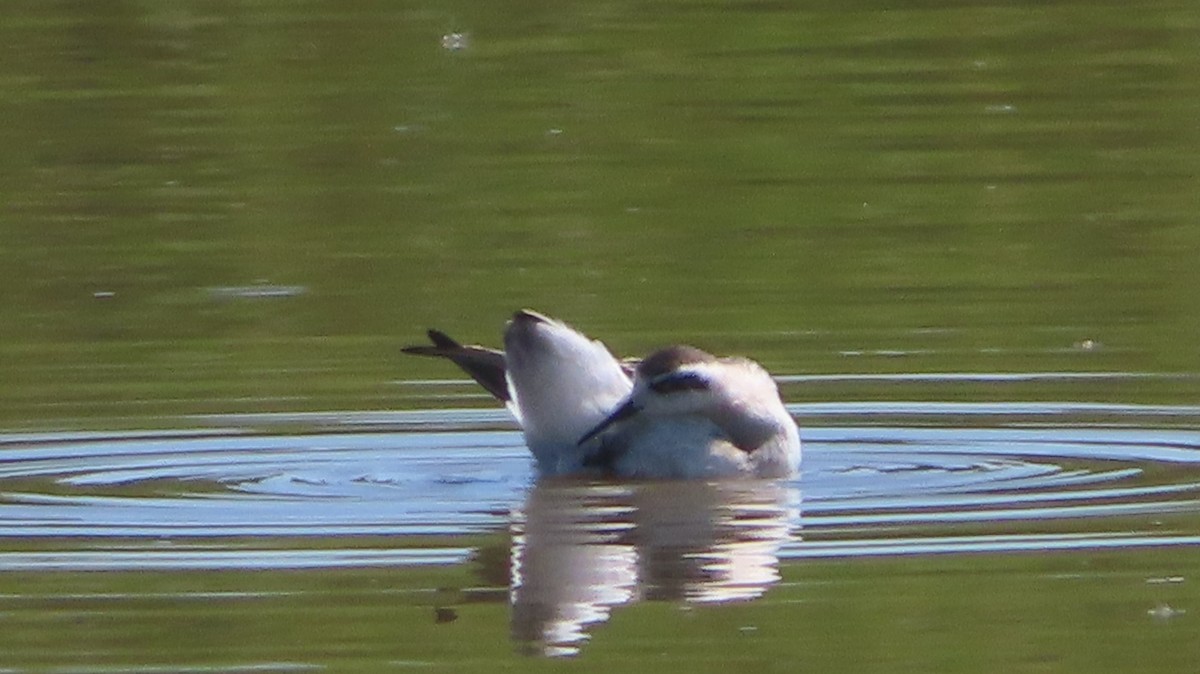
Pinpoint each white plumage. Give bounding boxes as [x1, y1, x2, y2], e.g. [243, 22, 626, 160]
[404, 310, 800, 480]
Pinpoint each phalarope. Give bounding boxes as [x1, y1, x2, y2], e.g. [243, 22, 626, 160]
[403, 310, 800, 479]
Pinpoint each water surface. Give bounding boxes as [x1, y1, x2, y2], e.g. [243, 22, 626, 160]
[2, 0, 1200, 670]
[1, 389, 1198, 661]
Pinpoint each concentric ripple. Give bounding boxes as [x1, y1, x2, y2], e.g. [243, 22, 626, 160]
[0, 402, 1198, 571]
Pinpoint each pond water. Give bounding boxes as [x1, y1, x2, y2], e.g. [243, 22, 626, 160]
[2, 0, 1200, 671]
[2, 387, 1199, 666]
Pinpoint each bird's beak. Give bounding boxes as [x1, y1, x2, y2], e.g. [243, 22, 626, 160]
[577, 398, 641, 446]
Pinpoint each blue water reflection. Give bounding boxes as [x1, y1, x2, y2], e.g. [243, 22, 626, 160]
[0, 400, 1196, 559]
[1, 399, 1199, 655]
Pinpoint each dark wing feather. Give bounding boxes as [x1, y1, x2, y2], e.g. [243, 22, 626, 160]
[402, 330, 511, 402]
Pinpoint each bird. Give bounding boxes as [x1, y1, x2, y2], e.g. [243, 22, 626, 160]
[402, 310, 800, 480]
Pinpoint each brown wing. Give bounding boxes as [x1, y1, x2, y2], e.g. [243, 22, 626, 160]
[402, 329, 511, 402]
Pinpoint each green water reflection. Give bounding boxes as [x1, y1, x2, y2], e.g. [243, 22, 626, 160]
[2, 0, 1199, 425]
[1, 550, 1197, 672]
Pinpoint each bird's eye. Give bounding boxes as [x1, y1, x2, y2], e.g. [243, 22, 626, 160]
[649, 371, 709, 394]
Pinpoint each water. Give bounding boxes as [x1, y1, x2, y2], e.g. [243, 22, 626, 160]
[1, 386, 1198, 660]
[3, 0, 1200, 669]
[3, 402, 1200, 555]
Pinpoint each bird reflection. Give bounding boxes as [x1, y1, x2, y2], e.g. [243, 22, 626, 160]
[508, 480, 800, 656]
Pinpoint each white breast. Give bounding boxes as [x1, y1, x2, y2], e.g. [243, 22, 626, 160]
[504, 313, 632, 475]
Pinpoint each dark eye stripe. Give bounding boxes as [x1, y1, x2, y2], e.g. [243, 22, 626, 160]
[649, 371, 709, 394]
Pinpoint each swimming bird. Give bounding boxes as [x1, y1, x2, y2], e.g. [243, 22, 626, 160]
[403, 310, 800, 480]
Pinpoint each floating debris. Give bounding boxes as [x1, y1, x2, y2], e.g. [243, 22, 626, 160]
[1147, 603, 1186, 621]
[208, 284, 307, 300]
[441, 32, 468, 51]
[1146, 576, 1185, 585]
